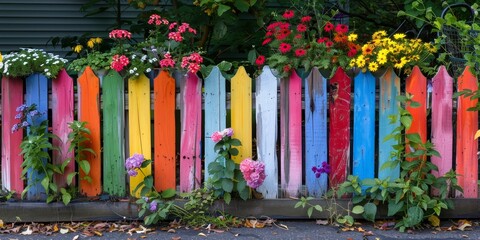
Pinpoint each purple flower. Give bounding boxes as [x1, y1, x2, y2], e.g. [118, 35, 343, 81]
[21, 121, 30, 128]
[127, 169, 138, 177]
[29, 110, 40, 117]
[16, 104, 27, 112]
[312, 162, 331, 178]
[240, 158, 266, 189]
[142, 197, 149, 202]
[222, 128, 234, 137]
[125, 153, 144, 170]
[149, 200, 158, 211]
[11, 124, 19, 133]
[15, 113, 23, 119]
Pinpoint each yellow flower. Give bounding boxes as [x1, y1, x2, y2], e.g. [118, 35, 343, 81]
[377, 54, 388, 65]
[348, 33, 358, 42]
[372, 30, 387, 40]
[368, 61, 379, 72]
[356, 56, 366, 68]
[73, 44, 83, 53]
[362, 44, 374, 56]
[95, 37, 102, 44]
[424, 43, 437, 53]
[349, 59, 356, 68]
[87, 39, 95, 49]
[394, 56, 408, 69]
[393, 33, 406, 40]
[0, 52, 3, 62]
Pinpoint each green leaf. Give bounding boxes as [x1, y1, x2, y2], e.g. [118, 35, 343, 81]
[406, 133, 423, 144]
[400, 115, 412, 129]
[41, 177, 50, 192]
[409, 101, 421, 108]
[217, 61, 232, 72]
[66, 172, 77, 186]
[62, 192, 72, 205]
[314, 205, 323, 212]
[161, 188, 176, 199]
[217, 4, 231, 16]
[307, 207, 313, 218]
[144, 175, 154, 190]
[352, 205, 365, 214]
[229, 148, 239, 156]
[247, 49, 257, 65]
[294, 201, 303, 208]
[222, 178, 234, 192]
[212, 21, 228, 40]
[223, 192, 231, 204]
[229, 139, 242, 146]
[388, 200, 404, 216]
[234, 0, 250, 12]
[406, 206, 424, 227]
[79, 160, 91, 175]
[362, 203, 377, 222]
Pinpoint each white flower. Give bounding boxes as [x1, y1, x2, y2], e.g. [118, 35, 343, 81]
[133, 67, 137, 71]
[44, 68, 49, 72]
[23, 62, 28, 65]
[146, 68, 151, 73]
[129, 70, 134, 74]
[46, 72, 51, 77]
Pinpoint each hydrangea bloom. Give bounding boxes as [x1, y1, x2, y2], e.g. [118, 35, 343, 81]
[211, 128, 234, 143]
[240, 158, 266, 189]
[125, 153, 145, 176]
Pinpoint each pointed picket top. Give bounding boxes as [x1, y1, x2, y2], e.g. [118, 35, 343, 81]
[456, 65, 478, 198]
[204, 66, 226, 181]
[255, 65, 279, 199]
[231, 66, 252, 164]
[405, 66, 427, 162]
[304, 67, 328, 197]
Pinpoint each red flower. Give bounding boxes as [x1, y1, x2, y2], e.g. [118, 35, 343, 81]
[317, 37, 329, 43]
[294, 34, 302, 39]
[262, 38, 272, 46]
[283, 10, 295, 19]
[267, 22, 281, 31]
[347, 48, 358, 57]
[324, 22, 334, 32]
[279, 42, 292, 54]
[326, 41, 334, 48]
[335, 24, 348, 34]
[296, 24, 307, 32]
[276, 29, 291, 40]
[301, 16, 312, 22]
[295, 48, 306, 57]
[255, 55, 266, 66]
[279, 22, 290, 29]
[283, 64, 291, 73]
[265, 31, 273, 37]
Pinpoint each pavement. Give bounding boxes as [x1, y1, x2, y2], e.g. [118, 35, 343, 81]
[1, 220, 479, 240]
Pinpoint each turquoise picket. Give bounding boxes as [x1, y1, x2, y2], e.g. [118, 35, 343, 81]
[352, 71, 376, 181]
[25, 73, 49, 200]
[304, 68, 328, 197]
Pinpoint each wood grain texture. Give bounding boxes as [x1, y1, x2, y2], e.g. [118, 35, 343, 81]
[255, 66, 278, 199]
[304, 68, 328, 197]
[179, 72, 202, 193]
[1, 76, 24, 194]
[405, 66, 427, 161]
[77, 66, 102, 196]
[154, 70, 176, 191]
[128, 74, 152, 197]
[51, 69, 75, 188]
[431, 66, 453, 179]
[204, 66, 226, 181]
[456, 66, 478, 198]
[352, 71, 375, 181]
[231, 66, 252, 164]
[25, 73, 49, 200]
[280, 71, 302, 197]
[328, 67, 351, 188]
[378, 69, 400, 180]
[102, 70, 126, 196]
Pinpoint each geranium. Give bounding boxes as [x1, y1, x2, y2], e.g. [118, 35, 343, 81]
[240, 158, 266, 189]
[350, 30, 437, 74]
[252, 8, 360, 77]
[110, 54, 130, 72]
[109, 29, 132, 39]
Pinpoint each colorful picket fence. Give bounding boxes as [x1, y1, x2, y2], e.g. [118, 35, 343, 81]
[1, 65, 478, 200]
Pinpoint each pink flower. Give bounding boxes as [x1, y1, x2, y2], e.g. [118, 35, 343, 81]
[148, 14, 162, 25]
[317, 37, 329, 44]
[168, 32, 183, 42]
[295, 48, 306, 57]
[325, 41, 334, 48]
[279, 42, 291, 54]
[283, 64, 291, 73]
[301, 16, 312, 22]
[240, 158, 266, 189]
[110, 54, 129, 72]
[255, 55, 265, 66]
[282, 10, 295, 19]
[109, 29, 132, 39]
[181, 52, 203, 73]
[335, 24, 348, 34]
[262, 38, 272, 46]
[324, 22, 334, 32]
[296, 24, 307, 32]
[211, 131, 223, 143]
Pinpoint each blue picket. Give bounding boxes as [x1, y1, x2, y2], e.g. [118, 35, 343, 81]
[25, 73, 49, 200]
[304, 68, 328, 197]
[353, 71, 376, 181]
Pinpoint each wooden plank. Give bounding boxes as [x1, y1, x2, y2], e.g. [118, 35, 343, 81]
[352, 71, 375, 181]
[179, 72, 202, 193]
[328, 67, 351, 188]
[255, 66, 278, 199]
[1, 76, 24, 195]
[204, 66, 226, 181]
[231, 66, 252, 164]
[431, 66, 453, 179]
[405, 66, 427, 161]
[456, 66, 478, 198]
[77, 66, 102, 197]
[102, 70, 126, 196]
[378, 68, 400, 180]
[128, 74, 152, 196]
[280, 71, 302, 197]
[304, 68, 328, 197]
[51, 69, 74, 188]
[25, 73, 49, 200]
[153, 70, 177, 191]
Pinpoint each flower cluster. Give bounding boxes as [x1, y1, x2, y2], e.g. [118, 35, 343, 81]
[110, 54, 130, 72]
[67, 37, 114, 73]
[0, 48, 68, 78]
[140, 14, 203, 74]
[312, 162, 331, 178]
[254, 9, 360, 77]
[211, 128, 234, 143]
[239, 158, 266, 189]
[125, 153, 145, 177]
[349, 31, 437, 74]
[109, 29, 132, 39]
[72, 37, 103, 54]
[11, 104, 43, 133]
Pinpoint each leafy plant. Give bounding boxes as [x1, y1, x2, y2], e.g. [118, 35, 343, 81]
[67, 121, 94, 186]
[337, 94, 462, 232]
[0, 48, 68, 78]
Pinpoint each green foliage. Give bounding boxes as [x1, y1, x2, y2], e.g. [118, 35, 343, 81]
[0, 48, 68, 78]
[67, 121, 95, 185]
[337, 95, 462, 232]
[68, 51, 114, 73]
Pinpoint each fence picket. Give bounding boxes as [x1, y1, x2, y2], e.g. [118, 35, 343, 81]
[51, 69, 74, 188]
[255, 66, 278, 199]
[431, 66, 453, 180]
[405, 66, 427, 161]
[353, 71, 375, 181]
[1, 76, 24, 194]
[128, 74, 152, 196]
[328, 67, 351, 188]
[179, 72, 202, 192]
[456, 66, 478, 198]
[204, 66, 226, 181]
[25, 73, 49, 200]
[102, 70, 126, 196]
[280, 70, 302, 197]
[231, 66, 252, 164]
[378, 68, 400, 180]
[154, 70, 177, 191]
[304, 68, 328, 197]
[77, 67, 102, 196]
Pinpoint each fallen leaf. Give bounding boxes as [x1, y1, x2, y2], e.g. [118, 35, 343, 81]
[20, 226, 33, 235]
[53, 224, 59, 232]
[458, 220, 473, 231]
[167, 229, 176, 233]
[198, 232, 207, 237]
[316, 219, 329, 225]
[135, 225, 149, 234]
[245, 218, 266, 228]
[60, 228, 69, 234]
[72, 235, 79, 240]
[94, 230, 103, 236]
[462, 234, 469, 238]
[428, 215, 440, 227]
[357, 227, 365, 232]
[363, 231, 374, 236]
[0, 219, 3, 228]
